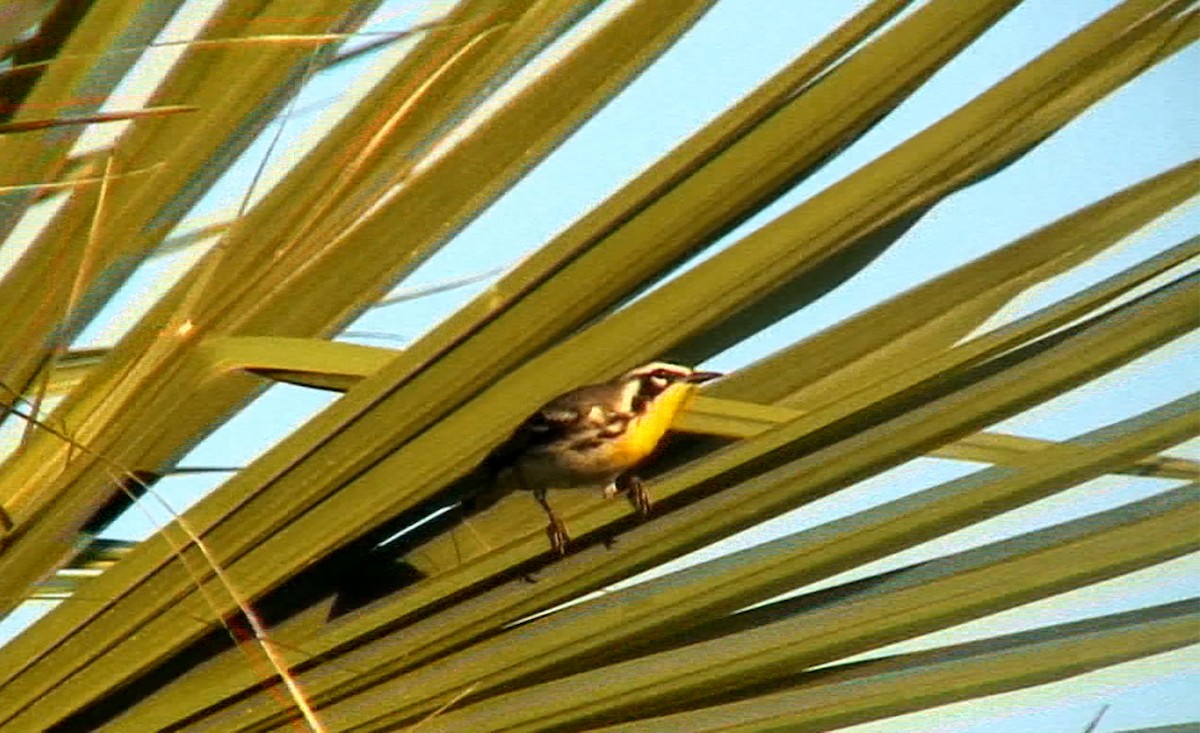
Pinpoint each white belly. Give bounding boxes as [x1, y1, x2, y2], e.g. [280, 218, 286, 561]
[509, 442, 628, 491]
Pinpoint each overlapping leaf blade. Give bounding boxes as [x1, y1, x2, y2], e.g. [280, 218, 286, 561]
[0, 1, 1194, 731]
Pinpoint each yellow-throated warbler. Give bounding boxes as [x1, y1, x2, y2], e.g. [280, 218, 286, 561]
[481, 361, 722, 554]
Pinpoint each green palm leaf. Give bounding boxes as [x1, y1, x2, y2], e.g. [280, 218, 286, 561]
[0, 1, 1194, 731]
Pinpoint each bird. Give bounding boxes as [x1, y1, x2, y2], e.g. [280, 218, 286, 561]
[480, 361, 722, 555]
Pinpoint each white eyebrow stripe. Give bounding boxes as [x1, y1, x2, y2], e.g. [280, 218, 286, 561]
[621, 361, 693, 380]
[618, 378, 642, 413]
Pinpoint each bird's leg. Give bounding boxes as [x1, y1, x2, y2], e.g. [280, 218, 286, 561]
[533, 487, 570, 556]
[615, 472, 651, 516]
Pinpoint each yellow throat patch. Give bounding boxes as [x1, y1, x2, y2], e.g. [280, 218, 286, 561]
[617, 382, 698, 463]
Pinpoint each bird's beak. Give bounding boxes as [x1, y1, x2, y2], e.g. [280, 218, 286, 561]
[685, 370, 723, 384]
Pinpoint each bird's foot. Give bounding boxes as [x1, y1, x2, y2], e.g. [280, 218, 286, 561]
[546, 516, 570, 556]
[616, 473, 651, 516]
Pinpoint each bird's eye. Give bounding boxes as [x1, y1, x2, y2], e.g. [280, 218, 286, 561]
[650, 375, 669, 389]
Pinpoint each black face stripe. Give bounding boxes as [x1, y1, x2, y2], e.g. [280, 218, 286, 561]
[634, 368, 690, 403]
[636, 378, 666, 401]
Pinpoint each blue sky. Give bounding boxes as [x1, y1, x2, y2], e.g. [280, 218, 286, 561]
[0, 1, 1196, 730]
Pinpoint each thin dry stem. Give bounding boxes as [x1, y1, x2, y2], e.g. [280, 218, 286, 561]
[0, 24, 448, 78]
[15, 155, 114, 453]
[1081, 704, 1110, 733]
[67, 155, 112, 347]
[13, 369, 52, 456]
[405, 684, 478, 732]
[262, 22, 510, 280]
[0, 42, 348, 733]
[108, 474, 309, 728]
[0, 106, 198, 134]
[238, 51, 321, 222]
[170, 22, 509, 358]
[0, 396, 327, 732]
[166, 511, 328, 733]
[373, 266, 504, 308]
[0, 161, 163, 194]
[166, 39, 324, 333]
[0, 19, 510, 733]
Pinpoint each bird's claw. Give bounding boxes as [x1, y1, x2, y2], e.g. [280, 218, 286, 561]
[630, 485, 651, 516]
[546, 517, 570, 556]
[615, 474, 651, 516]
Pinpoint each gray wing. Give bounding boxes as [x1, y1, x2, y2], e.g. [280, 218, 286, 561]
[485, 383, 628, 471]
